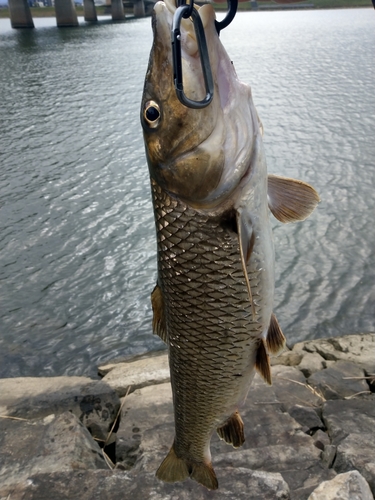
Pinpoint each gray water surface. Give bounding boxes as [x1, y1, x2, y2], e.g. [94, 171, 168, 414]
[0, 9, 374, 378]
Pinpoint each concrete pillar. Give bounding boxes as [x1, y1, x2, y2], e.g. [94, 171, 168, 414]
[133, 0, 144, 17]
[111, 0, 125, 21]
[8, 0, 34, 29]
[83, 0, 97, 22]
[55, 0, 79, 27]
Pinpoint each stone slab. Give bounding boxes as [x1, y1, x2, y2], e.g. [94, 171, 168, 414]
[334, 433, 375, 496]
[307, 361, 369, 400]
[293, 334, 375, 374]
[0, 468, 290, 500]
[102, 353, 170, 397]
[0, 412, 107, 489]
[307, 470, 374, 500]
[322, 399, 375, 444]
[0, 376, 120, 441]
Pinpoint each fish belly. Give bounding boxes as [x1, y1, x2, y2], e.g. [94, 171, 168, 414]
[151, 178, 273, 462]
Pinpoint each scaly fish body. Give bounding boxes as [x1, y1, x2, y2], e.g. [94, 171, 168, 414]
[141, 0, 320, 489]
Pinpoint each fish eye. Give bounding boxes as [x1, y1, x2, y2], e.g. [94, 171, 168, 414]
[144, 101, 160, 128]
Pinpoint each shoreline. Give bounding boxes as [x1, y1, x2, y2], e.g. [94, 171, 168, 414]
[0, 332, 374, 499]
[0, 2, 372, 19]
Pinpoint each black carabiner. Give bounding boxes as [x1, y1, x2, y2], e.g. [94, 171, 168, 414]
[171, 4, 214, 109]
[215, 0, 238, 34]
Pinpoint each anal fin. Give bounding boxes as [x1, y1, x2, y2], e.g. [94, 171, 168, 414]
[151, 283, 167, 343]
[266, 313, 286, 355]
[217, 411, 245, 448]
[256, 339, 272, 385]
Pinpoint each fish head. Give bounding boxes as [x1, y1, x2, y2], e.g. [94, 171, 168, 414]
[141, 0, 259, 210]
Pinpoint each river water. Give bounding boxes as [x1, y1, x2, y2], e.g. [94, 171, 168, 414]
[0, 8, 374, 378]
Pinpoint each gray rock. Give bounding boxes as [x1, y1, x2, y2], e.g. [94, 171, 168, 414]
[0, 376, 120, 442]
[102, 353, 170, 397]
[322, 399, 375, 444]
[334, 433, 375, 495]
[307, 470, 373, 500]
[0, 468, 290, 500]
[116, 382, 174, 469]
[284, 465, 336, 500]
[322, 445, 337, 469]
[312, 429, 331, 451]
[298, 352, 325, 378]
[288, 405, 324, 433]
[97, 350, 167, 377]
[0, 412, 107, 489]
[271, 351, 304, 367]
[308, 361, 369, 400]
[293, 334, 375, 374]
[271, 365, 323, 411]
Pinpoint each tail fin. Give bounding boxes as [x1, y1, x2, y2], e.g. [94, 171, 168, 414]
[156, 443, 218, 490]
[156, 445, 189, 484]
[191, 462, 218, 490]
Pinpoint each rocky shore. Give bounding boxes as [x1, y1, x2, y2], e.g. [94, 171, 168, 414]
[1, 333, 374, 499]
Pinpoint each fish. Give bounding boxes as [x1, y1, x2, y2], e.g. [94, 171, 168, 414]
[140, 0, 320, 490]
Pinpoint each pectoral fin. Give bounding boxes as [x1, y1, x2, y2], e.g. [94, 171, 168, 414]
[236, 209, 256, 320]
[151, 284, 167, 343]
[268, 174, 320, 223]
[266, 313, 286, 355]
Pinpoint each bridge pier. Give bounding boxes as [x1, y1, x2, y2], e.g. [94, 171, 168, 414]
[83, 0, 97, 22]
[8, 0, 34, 29]
[133, 0, 145, 17]
[111, 0, 125, 20]
[55, 0, 79, 27]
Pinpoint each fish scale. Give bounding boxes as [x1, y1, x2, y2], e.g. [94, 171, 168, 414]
[151, 178, 264, 462]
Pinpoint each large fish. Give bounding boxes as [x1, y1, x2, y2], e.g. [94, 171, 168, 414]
[141, 0, 320, 490]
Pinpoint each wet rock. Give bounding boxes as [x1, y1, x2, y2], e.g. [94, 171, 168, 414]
[307, 361, 369, 400]
[0, 412, 107, 489]
[0, 468, 290, 500]
[298, 352, 325, 378]
[0, 376, 120, 442]
[101, 353, 170, 397]
[307, 470, 373, 500]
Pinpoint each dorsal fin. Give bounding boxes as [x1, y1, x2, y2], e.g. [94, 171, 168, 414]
[151, 284, 167, 343]
[266, 313, 286, 355]
[236, 209, 256, 321]
[255, 339, 272, 385]
[268, 174, 320, 223]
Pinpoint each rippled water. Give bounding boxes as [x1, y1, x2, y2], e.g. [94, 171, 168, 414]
[0, 9, 374, 378]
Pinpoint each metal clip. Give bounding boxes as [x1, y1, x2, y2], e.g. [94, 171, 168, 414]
[171, 2, 214, 109]
[215, 0, 238, 34]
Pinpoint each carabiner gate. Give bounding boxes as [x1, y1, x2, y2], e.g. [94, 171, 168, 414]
[171, 4, 214, 109]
